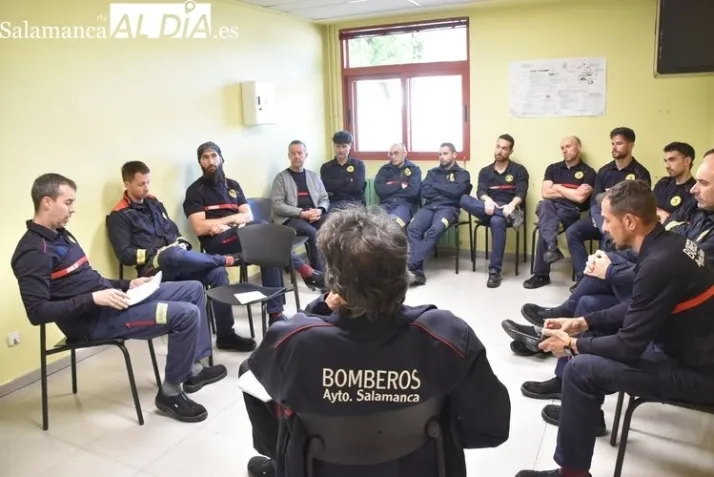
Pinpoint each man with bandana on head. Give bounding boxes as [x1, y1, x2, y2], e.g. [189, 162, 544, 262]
[183, 142, 325, 348]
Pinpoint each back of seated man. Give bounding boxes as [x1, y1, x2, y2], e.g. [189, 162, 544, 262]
[523, 136, 596, 289]
[271, 140, 329, 272]
[460, 134, 529, 288]
[374, 142, 422, 228]
[107, 161, 253, 352]
[11, 173, 226, 423]
[320, 130, 366, 210]
[407, 142, 471, 286]
[183, 142, 326, 336]
[504, 149, 714, 433]
[565, 127, 651, 290]
[240, 206, 510, 477]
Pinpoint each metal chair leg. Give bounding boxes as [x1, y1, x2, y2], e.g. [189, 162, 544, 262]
[247, 305, 255, 338]
[40, 325, 49, 431]
[610, 391, 626, 447]
[147, 340, 161, 387]
[291, 267, 301, 311]
[71, 349, 78, 394]
[530, 227, 538, 274]
[261, 302, 268, 336]
[613, 397, 647, 477]
[117, 343, 145, 426]
[515, 231, 521, 276]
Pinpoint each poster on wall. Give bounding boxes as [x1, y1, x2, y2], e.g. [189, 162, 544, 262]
[508, 57, 607, 118]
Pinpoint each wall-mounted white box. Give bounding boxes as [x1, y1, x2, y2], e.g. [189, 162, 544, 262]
[241, 81, 275, 126]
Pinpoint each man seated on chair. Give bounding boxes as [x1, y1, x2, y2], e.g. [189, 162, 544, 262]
[516, 179, 714, 477]
[374, 142, 422, 228]
[504, 150, 714, 408]
[565, 127, 651, 291]
[106, 160, 255, 352]
[320, 130, 366, 210]
[271, 140, 329, 272]
[523, 136, 596, 290]
[240, 206, 511, 477]
[652, 141, 697, 224]
[11, 173, 227, 424]
[183, 142, 325, 335]
[407, 142, 471, 286]
[460, 134, 529, 288]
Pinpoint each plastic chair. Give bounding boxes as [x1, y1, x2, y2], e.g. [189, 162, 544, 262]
[472, 201, 528, 275]
[205, 284, 287, 337]
[300, 398, 446, 477]
[609, 391, 714, 477]
[529, 211, 594, 280]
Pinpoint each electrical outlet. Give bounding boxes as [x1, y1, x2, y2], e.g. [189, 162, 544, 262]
[7, 331, 21, 347]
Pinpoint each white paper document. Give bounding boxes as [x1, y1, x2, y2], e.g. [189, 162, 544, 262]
[126, 271, 162, 306]
[508, 57, 607, 118]
[238, 370, 273, 402]
[234, 291, 267, 305]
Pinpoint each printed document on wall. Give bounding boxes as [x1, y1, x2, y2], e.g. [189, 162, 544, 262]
[508, 57, 606, 118]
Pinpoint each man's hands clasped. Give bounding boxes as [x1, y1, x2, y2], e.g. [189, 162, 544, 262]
[538, 317, 589, 357]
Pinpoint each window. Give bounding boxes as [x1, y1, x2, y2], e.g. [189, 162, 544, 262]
[340, 18, 470, 161]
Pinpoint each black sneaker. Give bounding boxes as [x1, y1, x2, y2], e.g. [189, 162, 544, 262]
[302, 270, 325, 290]
[247, 456, 275, 477]
[543, 247, 564, 264]
[408, 270, 427, 287]
[155, 390, 208, 423]
[509, 208, 525, 230]
[569, 280, 581, 294]
[510, 340, 545, 357]
[521, 377, 562, 400]
[216, 333, 257, 352]
[501, 319, 541, 346]
[487, 269, 502, 288]
[520, 303, 572, 327]
[523, 275, 551, 289]
[541, 404, 607, 437]
[183, 364, 228, 394]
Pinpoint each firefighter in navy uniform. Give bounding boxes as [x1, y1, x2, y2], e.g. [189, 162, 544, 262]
[652, 141, 697, 224]
[107, 160, 255, 352]
[183, 142, 325, 336]
[565, 127, 651, 289]
[320, 130, 367, 210]
[11, 173, 227, 423]
[240, 207, 511, 477]
[518, 180, 714, 477]
[406, 142, 471, 286]
[374, 143, 422, 227]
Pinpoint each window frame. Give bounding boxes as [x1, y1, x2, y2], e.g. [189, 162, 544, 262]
[339, 18, 471, 162]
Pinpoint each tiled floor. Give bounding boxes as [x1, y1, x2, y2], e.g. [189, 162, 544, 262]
[1, 256, 713, 477]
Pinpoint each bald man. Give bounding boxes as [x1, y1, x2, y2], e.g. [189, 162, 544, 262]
[374, 143, 422, 227]
[524, 137, 597, 289]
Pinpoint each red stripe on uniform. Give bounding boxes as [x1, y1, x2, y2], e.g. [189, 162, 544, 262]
[297, 192, 309, 197]
[489, 185, 516, 190]
[204, 204, 239, 211]
[673, 285, 714, 314]
[50, 256, 88, 279]
[560, 183, 580, 189]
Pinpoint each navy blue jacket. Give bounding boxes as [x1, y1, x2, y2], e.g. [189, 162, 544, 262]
[249, 295, 511, 477]
[11, 221, 130, 339]
[320, 157, 366, 204]
[590, 158, 651, 229]
[421, 163, 471, 209]
[107, 193, 190, 275]
[581, 224, 714, 366]
[374, 159, 422, 207]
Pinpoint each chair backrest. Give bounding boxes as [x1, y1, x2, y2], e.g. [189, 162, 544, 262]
[237, 223, 296, 268]
[247, 197, 273, 223]
[298, 397, 445, 467]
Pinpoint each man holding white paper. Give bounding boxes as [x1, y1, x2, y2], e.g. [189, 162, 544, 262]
[11, 173, 227, 424]
[239, 205, 511, 477]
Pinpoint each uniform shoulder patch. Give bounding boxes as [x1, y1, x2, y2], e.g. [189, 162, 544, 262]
[111, 197, 131, 212]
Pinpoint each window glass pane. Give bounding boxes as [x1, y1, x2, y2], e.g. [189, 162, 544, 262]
[347, 28, 467, 68]
[353, 78, 403, 152]
[409, 75, 464, 153]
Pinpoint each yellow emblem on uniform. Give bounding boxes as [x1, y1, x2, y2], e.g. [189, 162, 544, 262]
[404, 168, 412, 177]
[574, 171, 584, 179]
[670, 195, 682, 207]
[626, 173, 636, 180]
[505, 174, 514, 183]
[449, 173, 455, 182]
[229, 189, 237, 198]
[346, 165, 355, 173]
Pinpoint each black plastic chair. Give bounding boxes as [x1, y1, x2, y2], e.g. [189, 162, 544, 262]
[205, 284, 288, 337]
[248, 196, 310, 255]
[529, 210, 594, 280]
[609, 391, 714, 477]
[438, 213, 475, 275]
[39, 320, 161, 431]
[300, 398, 446, 477]
[472, 202, 528, 275]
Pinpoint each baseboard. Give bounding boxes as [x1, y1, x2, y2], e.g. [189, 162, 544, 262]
[0, 346, 107, 399]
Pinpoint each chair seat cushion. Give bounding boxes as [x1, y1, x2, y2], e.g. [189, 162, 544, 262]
[206, 283, 288, 305]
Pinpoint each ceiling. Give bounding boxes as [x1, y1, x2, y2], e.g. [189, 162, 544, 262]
[239, 0, 557, 23]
